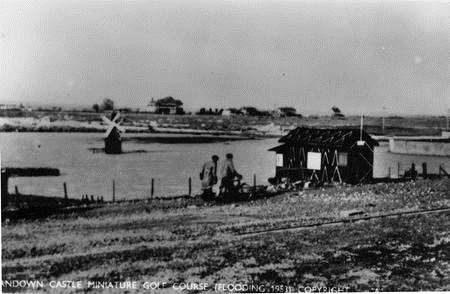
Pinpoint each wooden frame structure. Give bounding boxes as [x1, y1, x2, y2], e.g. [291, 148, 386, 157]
[269, 127, 378, 184]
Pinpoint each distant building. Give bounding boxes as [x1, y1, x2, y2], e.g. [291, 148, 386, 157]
[222, 108, 240, 116]
[238, 106, 270, 116]
[156, 96, 184, 114]
[196, 108, 223, 115]
[239, 107, 259, 116]
[222, 109, 233, 116]
[0, 104, 25, 111]
[275, 107, 297, 117]
[140, 97, 184, 114]
[140, 99, 157, 113]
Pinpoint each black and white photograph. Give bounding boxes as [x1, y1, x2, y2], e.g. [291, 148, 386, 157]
[0, 0, 449, 292]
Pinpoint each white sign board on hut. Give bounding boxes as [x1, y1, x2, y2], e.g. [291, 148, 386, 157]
[307, 152, 321, 170]
[276, 154, 284, 167]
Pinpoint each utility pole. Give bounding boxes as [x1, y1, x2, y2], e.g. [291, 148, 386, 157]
[447, 108, 449, 131]
[360, 112, 364, 141]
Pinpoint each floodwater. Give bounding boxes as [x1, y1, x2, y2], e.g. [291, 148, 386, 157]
[0, 133, 278, 200]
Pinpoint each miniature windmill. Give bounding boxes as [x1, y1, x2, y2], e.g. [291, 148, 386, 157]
[102, 111, 125, 154]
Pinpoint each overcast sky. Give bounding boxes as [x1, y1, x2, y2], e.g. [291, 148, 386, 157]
[0, 0, 449, 114]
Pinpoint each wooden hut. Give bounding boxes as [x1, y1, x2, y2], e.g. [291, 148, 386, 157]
[269, 127, 378, 184]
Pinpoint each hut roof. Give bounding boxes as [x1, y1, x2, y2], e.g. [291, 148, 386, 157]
[274, 127, 378, 149]
[268, 144, 290, 153]
[156, 96, 183, 106]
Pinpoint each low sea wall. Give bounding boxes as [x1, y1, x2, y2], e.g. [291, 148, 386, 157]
[389, 138, 450, 156]
[373, 146, 450, 178]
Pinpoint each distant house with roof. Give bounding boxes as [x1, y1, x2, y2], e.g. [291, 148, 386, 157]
[140, 98, 157, 113]
[274, 107, 298, 117]
[239, 106, 270, 117]
[140, 97, 184, 114]
[222, 108, 240, 116]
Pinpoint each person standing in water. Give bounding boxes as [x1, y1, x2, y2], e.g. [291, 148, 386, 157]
[200, 155, 219, 197]
[219, 153, 242, 195]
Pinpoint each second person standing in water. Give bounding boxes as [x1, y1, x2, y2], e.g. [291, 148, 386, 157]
[219, 153, 242, 195]
[200, 155, 219, 197]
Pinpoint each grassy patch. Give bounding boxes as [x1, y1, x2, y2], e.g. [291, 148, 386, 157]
[2, 179, 449, 292]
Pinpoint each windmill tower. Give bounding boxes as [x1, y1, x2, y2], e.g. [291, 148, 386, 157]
[102, 111, 125, 154]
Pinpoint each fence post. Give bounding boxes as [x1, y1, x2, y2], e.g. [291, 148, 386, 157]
[112, 179, 115, 203]
[63, 182, 68, 199]
[151, 178, 154, 199]
[422, 163, 427, 179]
[188, 177, 192, 196]
[253, 174, 256, 188]
[15, 185, 19, 207]
[440, 165, 449, 177]
[1, 171, 9, 210]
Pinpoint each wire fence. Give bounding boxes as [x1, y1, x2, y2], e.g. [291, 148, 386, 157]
[7, 173, 263, 202]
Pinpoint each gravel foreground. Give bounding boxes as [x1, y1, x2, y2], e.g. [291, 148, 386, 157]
[2, 178, 449, 293]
